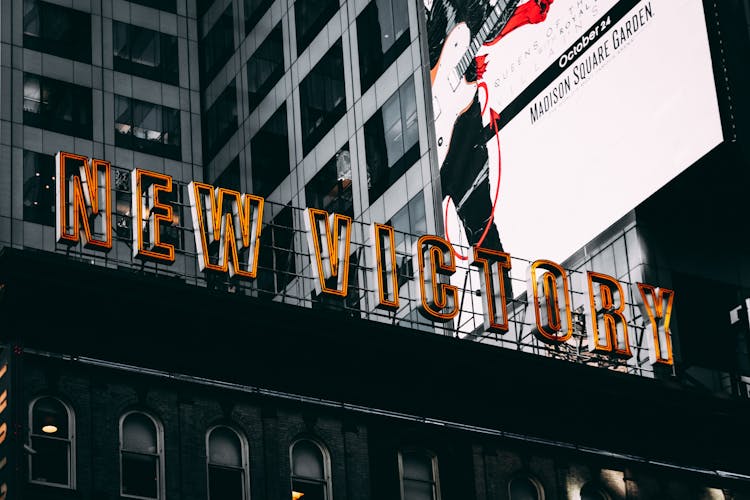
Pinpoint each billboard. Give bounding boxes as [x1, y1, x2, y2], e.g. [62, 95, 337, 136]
[425, 0, 723, 292]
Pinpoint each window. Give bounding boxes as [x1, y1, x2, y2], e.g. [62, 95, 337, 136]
[115, 95, 181, 160]
[203, 80, 239, 161]
[23, 74, 93, 139]
[248, 24, 284, 113]
[207, 426, 250, 500]
[509, 476, 544, 500]
[295, 0, 338, 54]
[129, 0, 177, 13]
[28, 397, 75, 488]
[580, 483, 610, 500]
[22, 150, 56, 227]
[258, 205, 296, 295]
[113, 21, 179, 85]
[245, 0, 275, 34]
[120, 412, 164, 499]
[299, 40, 345, 155]
[290, 439, 331, 500]
[214, 156, 242, 191]
[199, 6, 234, 87]
[365, 76, 419, 203]
[23, 0, 91, 63]
[197, 0, 215, 18]
[251, 104, 289, 198]
[305, 146, 352, 216]
[398, 449, 440, 500]
[356, 0, 410, 91]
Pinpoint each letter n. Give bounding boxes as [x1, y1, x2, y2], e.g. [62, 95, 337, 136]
[304, 208, 352, 296]
[584, 272, 631, 357]
[188, 182, 264, 279]
[55, 151, 111, 250]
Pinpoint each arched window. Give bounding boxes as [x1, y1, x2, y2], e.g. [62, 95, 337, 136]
[120, 411, 164, 499]
[398, 449, 441, 500]
[290, 438, 331, 500]
[580, 483, 610, 500]
[207, 425, 250, 500]
[28, 396, 75, 488]
[509, 475, 544, 500]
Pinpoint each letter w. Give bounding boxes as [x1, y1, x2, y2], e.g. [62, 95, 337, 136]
[188, 182, 264, 279]
[304, 208, 352, 297]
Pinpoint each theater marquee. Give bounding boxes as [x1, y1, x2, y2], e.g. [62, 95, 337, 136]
[54, 151, 675, 367]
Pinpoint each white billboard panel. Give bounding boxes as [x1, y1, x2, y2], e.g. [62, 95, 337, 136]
[425, 0, 723, 297]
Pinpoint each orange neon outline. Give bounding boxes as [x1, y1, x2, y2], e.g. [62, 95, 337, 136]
[190, 182, 264, 279]
[470, 246, 511, 333]
[307, 208, 353, 297]
[586, 271, 632, 357]
[416, 235, 458, 322]
[55, 151, 112, 250]
[133, 169, 175, 263]
[637, 283, 675, 365]
[528, 260, 573, 344]
[373, 223, 399, 310]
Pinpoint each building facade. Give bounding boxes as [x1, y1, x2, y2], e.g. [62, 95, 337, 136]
[1, 0, 750, 499]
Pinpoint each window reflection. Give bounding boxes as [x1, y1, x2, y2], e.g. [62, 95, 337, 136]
[207, 426, 248, 500]
[113, 21, 179, 85]
[199, 6, 234, 86]
[305, 146, 352, 216]
[258, 205, 296, 295]
[248, 24, 284, 113]
[203, 80, 239, 161]
[399, 450, 440, 500]
[299, 40, 346, 155]
[357, 0, 410, 91]
[120, 412, 163, 499]
[251, 104, 289, 197]
[365, 77, 419, 203]
[245, 0, 275, 34]
[295, 0, 339, 53]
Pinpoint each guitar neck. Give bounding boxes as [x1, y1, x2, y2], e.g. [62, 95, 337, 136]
[455, 0, 520, 77]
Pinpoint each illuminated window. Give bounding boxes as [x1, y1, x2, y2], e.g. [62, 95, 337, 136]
[580, 483, 610, 500]
[115, 96, 181, 160]
[22, 150, 56, 227]
[290, 439, 331, 500]
[398, 449, 440, 500]
[207, 426, 250, 500]
[23, 0, 91, 63]
[28, 396, 75, 488]
[509, 475, 544, 500]
[120, 412, 164, 499]
[356, 0, 410, 91]
[23, 73, 93, 139]
[364, 77, 419, 203]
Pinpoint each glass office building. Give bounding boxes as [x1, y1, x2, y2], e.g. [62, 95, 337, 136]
[1, 0, 750, 499]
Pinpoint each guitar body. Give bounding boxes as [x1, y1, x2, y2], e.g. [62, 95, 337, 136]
[430, 22, 478, 169]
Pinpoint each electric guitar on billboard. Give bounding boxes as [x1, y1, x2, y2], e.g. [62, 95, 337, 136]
[430, 0, 521, 168]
